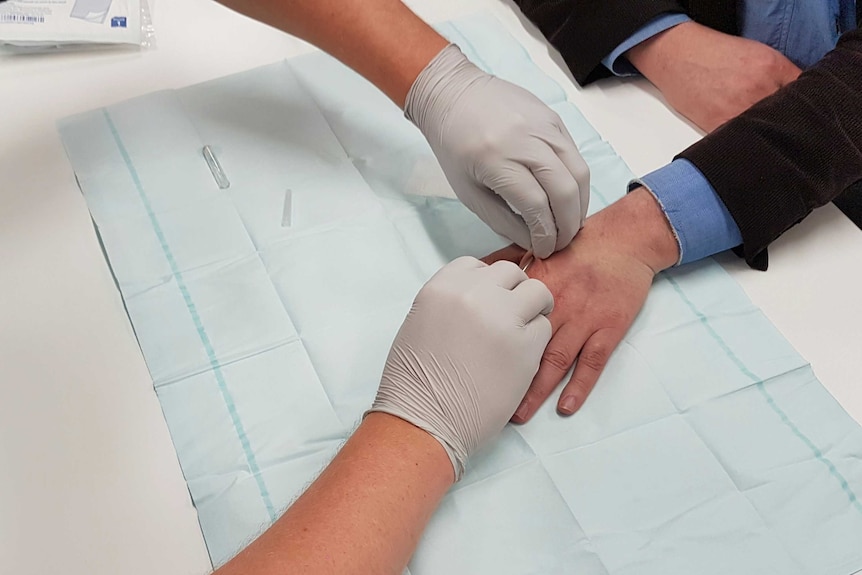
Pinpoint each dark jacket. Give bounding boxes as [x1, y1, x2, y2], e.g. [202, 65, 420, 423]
[679, 31, 862, 268]
[515, 0, 737, 84]
[516, 1, 862, 269]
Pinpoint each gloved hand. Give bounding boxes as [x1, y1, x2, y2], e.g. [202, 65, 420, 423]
[405, 44, 590, 259]
[369, 257, 553, 480]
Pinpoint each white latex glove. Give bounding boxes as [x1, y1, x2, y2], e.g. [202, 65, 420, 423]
[369, 257, 553, 480]
[405, 44, 590, 259]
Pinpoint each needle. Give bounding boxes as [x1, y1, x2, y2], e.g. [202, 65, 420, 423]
[521, 251, 534, 273]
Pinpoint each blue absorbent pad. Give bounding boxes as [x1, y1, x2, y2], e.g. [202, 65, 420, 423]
[58, 13, 862, 574]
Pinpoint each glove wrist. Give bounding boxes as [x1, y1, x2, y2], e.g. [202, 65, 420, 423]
[404, 43, 480, 132]
[366, 404, 467, 481]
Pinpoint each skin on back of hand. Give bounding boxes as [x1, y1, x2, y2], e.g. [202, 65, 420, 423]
[627, 21, 801, 132]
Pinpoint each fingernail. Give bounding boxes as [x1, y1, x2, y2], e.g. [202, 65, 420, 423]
[558, 396, 578, 415]
[513, 399, 531, 422]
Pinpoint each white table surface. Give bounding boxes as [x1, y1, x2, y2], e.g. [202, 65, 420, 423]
[1, 1, 860, 573]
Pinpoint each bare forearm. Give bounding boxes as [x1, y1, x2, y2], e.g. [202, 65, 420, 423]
[216, 413, 453, 575]
[215, 0, 448, 106]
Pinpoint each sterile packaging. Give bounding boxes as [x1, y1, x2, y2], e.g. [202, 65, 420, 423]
[0, 0, 153, 49]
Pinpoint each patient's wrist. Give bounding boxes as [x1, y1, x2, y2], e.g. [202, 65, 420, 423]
[625, 20, 696, 80]
[585, 188, 680, 274]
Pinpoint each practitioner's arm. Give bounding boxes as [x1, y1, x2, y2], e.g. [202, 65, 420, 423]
[216, 257, 554, 575]
[213, 0, 590, 259]
[217, 412, 452, 575]
[214, 0, 445, 106]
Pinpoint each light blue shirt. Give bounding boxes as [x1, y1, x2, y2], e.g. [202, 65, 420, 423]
[606, 1, 857, 264]
[739, 0, 857, 69]
[601, 13, 692, 75]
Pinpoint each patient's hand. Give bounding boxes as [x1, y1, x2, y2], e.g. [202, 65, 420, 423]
[626, 22, 801, 132]
[483, 188, 679, 423]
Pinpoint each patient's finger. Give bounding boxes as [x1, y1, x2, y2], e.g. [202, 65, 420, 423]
[557, 328, 622, 415]
[481, 243, 526, 266]
[511, 323, 588, 424]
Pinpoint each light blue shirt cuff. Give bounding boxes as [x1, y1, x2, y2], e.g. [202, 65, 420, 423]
[602, 13, 692, 76]
[631, 159, 743, 265]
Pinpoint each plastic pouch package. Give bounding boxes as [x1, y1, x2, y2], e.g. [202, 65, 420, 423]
[0, 0, 154, 50]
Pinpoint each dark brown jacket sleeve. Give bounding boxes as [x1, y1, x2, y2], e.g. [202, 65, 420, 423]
[678, 29, 862, 270]
[514, 0, 687, 85]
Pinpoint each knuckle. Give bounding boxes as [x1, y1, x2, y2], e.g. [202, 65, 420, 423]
[603, 307, 628, 325]
[490, 260, 521, 275]
[452, 255, 479, 268]
[764, 49, 782, 70]
[542, 346, 574, 373]
[529, 280, 554, 311]
[543, 111, 565, 132]
[490, 117, 531, 148]
[458, 285, 485, 306]
[475, 134, 503, 158]
[579, 345, 610, 372]
[509, 114, 531, 134]
[474, 120, 529, 158]
[573, 162, 590, 183]
[417, 281, 452, 304]
[754, 49, 783, 78]
[525, 277, 552, 296]
[536, 315, 553, 341]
